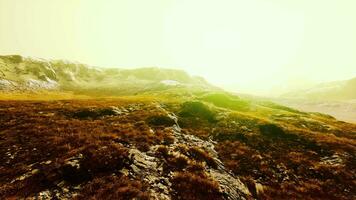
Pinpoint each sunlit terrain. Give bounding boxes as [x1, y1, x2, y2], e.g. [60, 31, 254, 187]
[0, 0, 355, 199]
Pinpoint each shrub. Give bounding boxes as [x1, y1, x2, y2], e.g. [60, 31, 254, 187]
[179, 101, 216, 122]
[146, 115, 176, 126]
[68, 107, 120, 119]
[188, 147, 217, 168]
[167, 155, 189, 171]
[171, 172, 223, 200]
[200, 93, 250, 111]
[76, 175, 150, 200]
[259, 124, 296, 140]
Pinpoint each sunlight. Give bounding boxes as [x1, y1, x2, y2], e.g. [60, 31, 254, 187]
[0, 0, 355, 94]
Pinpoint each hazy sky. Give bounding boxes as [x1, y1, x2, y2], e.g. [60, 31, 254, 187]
[1, 0, 355, 94]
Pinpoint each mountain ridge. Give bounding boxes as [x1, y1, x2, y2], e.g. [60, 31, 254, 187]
[281, 77, 356, 101]
[0, 55, 217, 95]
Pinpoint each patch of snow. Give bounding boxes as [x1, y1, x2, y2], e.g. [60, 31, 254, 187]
[0, 79, 14, 86]
[45, 77, 58, 85]
[65, 71, 77, 81]
[0, 79, 17, 90]
[26, 78, 59, 90]
[160, 80, 180, 86]
[44, 62, 56, 75]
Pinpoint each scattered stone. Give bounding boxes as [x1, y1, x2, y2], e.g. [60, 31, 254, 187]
[120, 103, 252, 199]
[255, 182, 265, 195]
[44, 160, 52, 165]
[31, 169, 40, 175]
[320, 153, 345, 166]
[64, 154, 83, 169]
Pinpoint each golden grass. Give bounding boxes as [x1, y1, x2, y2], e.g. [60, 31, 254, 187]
[0, 96, 355, 199]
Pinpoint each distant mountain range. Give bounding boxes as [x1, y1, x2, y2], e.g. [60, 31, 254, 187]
[274, 77, 356, 123]
[281, 77, 356, 101]
[0, 55, 217, 95]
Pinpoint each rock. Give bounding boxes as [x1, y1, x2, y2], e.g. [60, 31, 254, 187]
[44, 160, 52, 165]
[31, 169, 40, 175]
[120, 168, 130, 176]
[320, 153, 345, 166]
[241, 126, 251, 132]
[110, 106, 124, 115]
[128, 148, 171, 200]
[255, 182, 265, 195]
[126, 103, 252, 199]
[69, 107, 123, 119]
[64, 154, 83, 169]
[37, 190, 52, 199]
[24, 103, 251, 200]
[210, 169, 251, 199]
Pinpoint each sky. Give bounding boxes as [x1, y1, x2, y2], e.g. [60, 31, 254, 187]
[0, 0, 356, 95]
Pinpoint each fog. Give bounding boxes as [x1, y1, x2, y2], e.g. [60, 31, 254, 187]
[1, 0, 356, 95]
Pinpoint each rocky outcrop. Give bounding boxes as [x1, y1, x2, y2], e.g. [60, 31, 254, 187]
[5, 102, 250, 200]
[120, 104, 251, 199]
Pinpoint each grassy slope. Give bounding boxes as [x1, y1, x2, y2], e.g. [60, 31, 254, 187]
[0, 91, 355, 199]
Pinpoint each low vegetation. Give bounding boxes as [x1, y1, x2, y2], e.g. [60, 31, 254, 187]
[75, 176, 150, 200]
[200, 92, 251, 111]
[0, 94, 355, 199]
[171, 172, 222, 200]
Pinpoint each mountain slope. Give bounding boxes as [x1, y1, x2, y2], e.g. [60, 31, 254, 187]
[275, 77, 356, 123]
[0, 55, 217, 95]
[0, 93, 355, 199]
[282, 77, 356, 101]
[0, 55, 355, 199]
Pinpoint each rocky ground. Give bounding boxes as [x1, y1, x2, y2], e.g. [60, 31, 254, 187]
[0, 99, 252, 199]
[0, 95, 355, 199]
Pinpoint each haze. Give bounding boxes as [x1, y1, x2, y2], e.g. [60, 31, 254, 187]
[1, 0, 356, 95]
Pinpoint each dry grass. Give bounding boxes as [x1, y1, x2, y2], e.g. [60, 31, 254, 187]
[170, 172, 223, 200]
[173, 99, 356, 199]
[0, 99, 171, 198]
[75, 175, 150, 200]
[0, 98, 355, 199]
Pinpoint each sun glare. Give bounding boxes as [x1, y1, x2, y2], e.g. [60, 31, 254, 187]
[0, 0, 355, 94]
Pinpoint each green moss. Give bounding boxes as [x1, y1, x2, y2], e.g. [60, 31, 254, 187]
[179, 101, 216, 122]
[200, 93, 250, 111]
[257, 101, 304, 114]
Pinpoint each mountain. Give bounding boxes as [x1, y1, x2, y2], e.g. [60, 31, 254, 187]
[0, 55, 216, 95]
[281, 77, 356, 101]
[273, 77, 356, 123]
[0, 55, 355, 200]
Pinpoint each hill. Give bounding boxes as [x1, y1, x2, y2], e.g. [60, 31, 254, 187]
[0, 55, 216, 95]
[0, 55, 355, 199]
[274, 77, 356, 123]
[281, 77, 356, 101]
